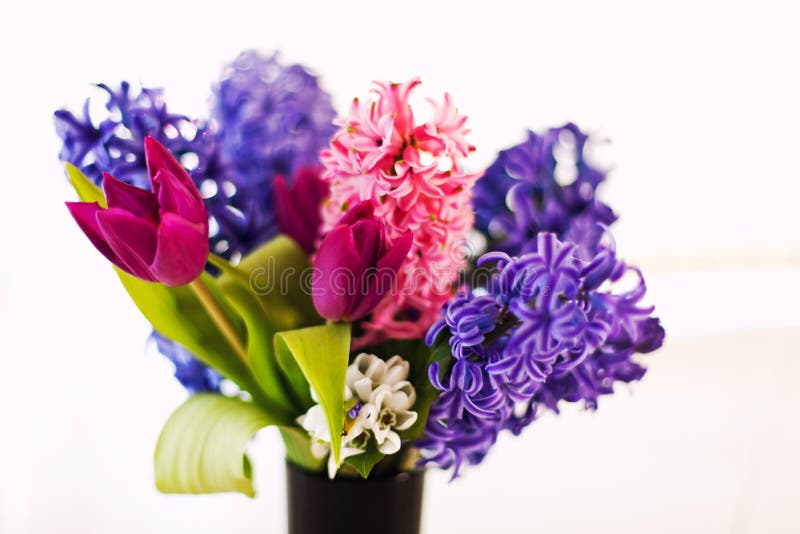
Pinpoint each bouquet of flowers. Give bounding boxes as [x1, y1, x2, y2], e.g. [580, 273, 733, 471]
[55, 50, 664, 530]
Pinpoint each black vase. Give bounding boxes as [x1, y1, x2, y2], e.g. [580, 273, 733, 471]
[285, 461, 425, 534]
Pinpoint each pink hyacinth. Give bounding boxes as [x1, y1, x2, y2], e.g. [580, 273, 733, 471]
[320, 79, 479, 341]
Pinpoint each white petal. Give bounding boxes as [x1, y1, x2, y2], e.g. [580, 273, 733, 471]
[354, 377, 374, 402]
[327, 455, 338, 479]
[369, 384, 392, 408]
[311, 441, 330, 459]
[327, 446, 366, 479]
[341, 446, 366, 461]
[359, 403, 379, 428]
[345, 365, 365, 389]
[372, 424, 391, 445]
[384, 356, 409, 384]
[394, 410, 418, 431]
[364, 356, 387, 383]
[344, 423, 364, 442]
[388, 391, 411, 412]
[300, 404, 330, 441]
[392, 381, 416, 408]
[378, 431, 401, 455]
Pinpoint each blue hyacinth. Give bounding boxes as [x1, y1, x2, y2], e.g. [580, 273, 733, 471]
[206, 50, 337, 257]
[417, 233, 664, 477]
[54, 51, 337, 393]
[473, 124, 617, 260]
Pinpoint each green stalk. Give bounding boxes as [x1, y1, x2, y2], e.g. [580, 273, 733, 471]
[189, 278, 248, 365]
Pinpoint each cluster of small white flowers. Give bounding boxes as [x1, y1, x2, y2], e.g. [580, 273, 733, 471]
[297, 353, 417, 478]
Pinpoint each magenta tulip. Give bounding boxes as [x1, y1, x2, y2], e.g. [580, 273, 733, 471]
[312, 201, 413, 322]
[274, 167, 329, 254]
[66, 137, 209, 286]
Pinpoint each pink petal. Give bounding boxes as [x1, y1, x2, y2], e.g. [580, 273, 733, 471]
[150, 213, 209, 286]
[65, 201, 121, 266]
[101, 173, 158, 221]
[95, 208, 159, 281]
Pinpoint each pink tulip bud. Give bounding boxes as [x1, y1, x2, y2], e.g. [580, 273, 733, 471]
[312, 201, 413, 322]
[274, 167, 329, 254]
[66, 137, 209, 286]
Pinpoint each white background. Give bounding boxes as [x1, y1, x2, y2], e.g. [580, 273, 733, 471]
[1, 1, 799, 532]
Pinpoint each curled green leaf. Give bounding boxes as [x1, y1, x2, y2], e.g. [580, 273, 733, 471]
[155, 394, 278, 497]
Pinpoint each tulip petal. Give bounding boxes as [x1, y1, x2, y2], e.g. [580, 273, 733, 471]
[276, 168, 329, 255]
[274, 175, 295, 215]
[294, 168, 329, 217]
[377, 230, 413, 273]
[336, 200, 374, 227]
[95, 208, 159, 281]
[350, 219, 381, 274]
[65, 201, 122, 266]
[312, 225, 361, 321]
[144, 136, 195, 194]
[346, 230, 413, 320]
[274, 175, 312, 254]
[150, 213, 210, 286]
[152, 169, 206, 226]
[102, 172, 158, 221]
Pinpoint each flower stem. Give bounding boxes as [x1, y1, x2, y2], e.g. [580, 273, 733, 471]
[189, 278, 248, 364]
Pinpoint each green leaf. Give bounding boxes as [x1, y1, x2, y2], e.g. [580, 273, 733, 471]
[208, 254, 297, 417]
[154, 394, 278, 497]
[66, 163, 106, 206]
[116, 270, 256, 397]
[370, 338, 451, 441]
[231, 235, 321, 331]
[274, 323, 350, 465]
[279, 427, 325, 472]
[402, 341, 453, 440]
[273, 338, 314, 411]
[344, 449, 384, 479]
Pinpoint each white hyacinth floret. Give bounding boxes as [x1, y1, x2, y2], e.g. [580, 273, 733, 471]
[297, 353, 417, 478]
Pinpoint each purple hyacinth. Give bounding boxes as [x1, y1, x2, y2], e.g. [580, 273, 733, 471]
[152, 333, 222, 394]
[417, 232, 664, 477]
[54, 82, 213, 190]
[207, 50, 337, 256]
[473, 124, 617, 259]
